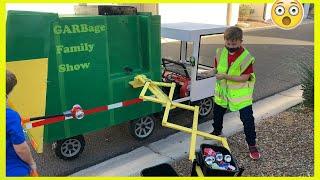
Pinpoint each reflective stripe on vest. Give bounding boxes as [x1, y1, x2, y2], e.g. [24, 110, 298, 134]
[214, 47, 256, 111]
[217, 79, 255, 90]
[240, 54, 255, 74]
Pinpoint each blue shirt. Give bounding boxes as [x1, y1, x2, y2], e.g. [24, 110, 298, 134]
[6, 108, 30, 176]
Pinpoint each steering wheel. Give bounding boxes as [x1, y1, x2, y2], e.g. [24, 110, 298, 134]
[165, 73, 175, 83]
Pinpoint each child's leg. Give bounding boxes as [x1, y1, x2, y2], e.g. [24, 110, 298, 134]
[212, 103, 227, 133]
[239, 105, 256, 146]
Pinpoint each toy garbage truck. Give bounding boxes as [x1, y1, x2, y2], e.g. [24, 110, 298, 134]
[6, 7, 227, 160]
[6, 9, 162, 160]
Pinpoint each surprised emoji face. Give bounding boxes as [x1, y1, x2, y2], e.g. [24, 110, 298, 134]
[271, 0, 304, 30]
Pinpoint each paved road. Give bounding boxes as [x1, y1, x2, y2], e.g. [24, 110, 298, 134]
[32, 22, 314, 176]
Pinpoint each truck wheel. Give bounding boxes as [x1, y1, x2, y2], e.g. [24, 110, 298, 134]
[129, 116, 155, 140]
[197, 97, 213, 118]
[54, 135, 85, 160]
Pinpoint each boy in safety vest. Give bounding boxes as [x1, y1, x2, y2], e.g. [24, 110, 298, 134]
[210, 26, 260, 160]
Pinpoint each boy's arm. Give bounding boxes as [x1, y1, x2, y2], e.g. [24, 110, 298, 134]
[213, 57, 217, 74]
[8, 112, 37, 173]
[13, 142, 37, 170]
[207, 57, 218, 74]
[217, 63, 253, 82]
[224, 74, 250, 82]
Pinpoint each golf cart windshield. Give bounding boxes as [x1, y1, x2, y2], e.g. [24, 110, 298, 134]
[162, 58, 191, 78]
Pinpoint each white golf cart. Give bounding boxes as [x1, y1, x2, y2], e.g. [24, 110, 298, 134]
[161, 22, 227, 118]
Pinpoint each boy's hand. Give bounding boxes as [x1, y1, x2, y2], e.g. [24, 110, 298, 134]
[29, 162, 39, 176]
[30, 169, 39, 176]
[216, 73, 226, 80]
[30, 163, 39, 176]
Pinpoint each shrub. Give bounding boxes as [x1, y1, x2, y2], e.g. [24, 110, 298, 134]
[299, 62, 314, 108]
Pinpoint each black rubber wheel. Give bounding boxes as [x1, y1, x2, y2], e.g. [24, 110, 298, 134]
[197, 97, 214, 118]
[129, 116, 156, 140]
[54, 135, 85, 160]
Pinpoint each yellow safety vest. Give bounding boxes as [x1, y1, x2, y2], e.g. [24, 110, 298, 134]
[214, 47, 256, 111]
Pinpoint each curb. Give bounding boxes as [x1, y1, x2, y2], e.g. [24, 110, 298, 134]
[71, 85, 303, 176]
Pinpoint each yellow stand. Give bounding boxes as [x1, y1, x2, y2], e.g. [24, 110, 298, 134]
[130, 75, 230, 162]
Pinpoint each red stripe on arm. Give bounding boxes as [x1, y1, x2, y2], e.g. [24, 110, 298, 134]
[30, 100, 140, 128]
[84, 106, 108, 115]
[122, 98, 143, 106]
[31, 106, 108, 128]
[32, 116, 65, 128]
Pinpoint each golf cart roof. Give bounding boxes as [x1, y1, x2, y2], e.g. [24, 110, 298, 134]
[161, 22, 228, 42]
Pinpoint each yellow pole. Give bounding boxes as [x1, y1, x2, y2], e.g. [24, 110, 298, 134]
[189, 105, 199, 160]
[195, 165, 204, 176]
[142, 96, 167, 105]
[162, 102, 171, 125]
[168, 82, 176, 101]
[148, 84, 168, 101]
[172, 102, 195, 111]
[163, 122, 192, 134]
[221, 138, 230, 151]
[152, 81, 173, 87]
[139, 81, 150, 98]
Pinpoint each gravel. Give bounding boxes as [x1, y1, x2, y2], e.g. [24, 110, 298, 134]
[170, 104, 314, 176]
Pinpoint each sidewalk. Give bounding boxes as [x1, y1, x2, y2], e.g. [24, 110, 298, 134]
[71, 85, 304, 176]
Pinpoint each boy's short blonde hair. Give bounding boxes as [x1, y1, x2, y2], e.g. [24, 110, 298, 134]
[224, 26, 243, 41]
[6, 70, 17, 95]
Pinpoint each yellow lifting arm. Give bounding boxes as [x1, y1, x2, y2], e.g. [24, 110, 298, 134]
[130, 74, 230, 161]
